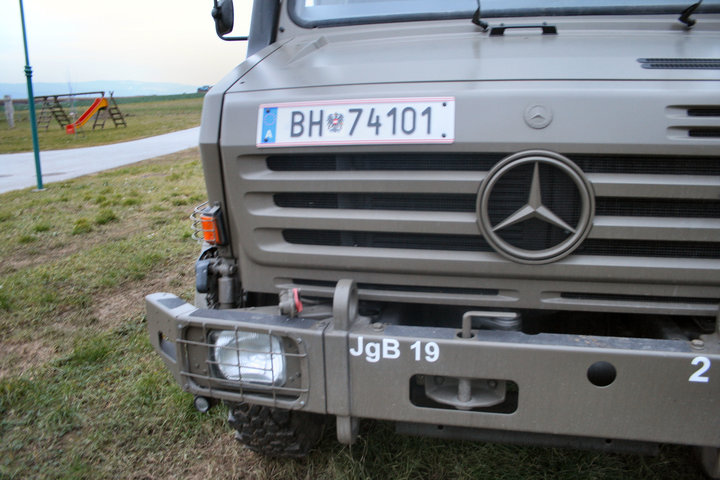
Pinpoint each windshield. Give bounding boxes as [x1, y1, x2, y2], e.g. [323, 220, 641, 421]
[290, 0, 720, 28]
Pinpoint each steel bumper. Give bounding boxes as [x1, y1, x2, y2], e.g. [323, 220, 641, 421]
[146, 291, 720, 448]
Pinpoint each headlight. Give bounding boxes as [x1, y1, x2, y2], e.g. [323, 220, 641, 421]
[211, 330, 286, 386]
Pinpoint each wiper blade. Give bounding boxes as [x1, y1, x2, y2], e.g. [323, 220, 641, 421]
[472, 0, 489, 32]
[679, 0, 703, 28]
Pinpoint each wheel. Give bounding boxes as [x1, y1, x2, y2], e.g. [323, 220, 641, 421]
[227, 402, 326, 457]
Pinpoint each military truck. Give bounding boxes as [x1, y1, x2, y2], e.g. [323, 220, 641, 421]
[146, 0, 720, 476]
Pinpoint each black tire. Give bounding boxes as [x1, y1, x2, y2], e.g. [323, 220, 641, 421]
[699, 446, 720, 479]
[227, 402, 326, 457]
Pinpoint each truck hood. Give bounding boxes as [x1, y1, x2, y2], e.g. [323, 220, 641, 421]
[231, 16, 720, 92]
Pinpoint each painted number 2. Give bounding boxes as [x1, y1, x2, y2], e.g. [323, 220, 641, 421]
[689, 356, 711, 383]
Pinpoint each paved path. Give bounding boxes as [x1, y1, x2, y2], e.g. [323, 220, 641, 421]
[0, 127, 200, 194]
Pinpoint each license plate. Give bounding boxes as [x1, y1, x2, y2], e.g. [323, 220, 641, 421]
[257, 97, 455, 148]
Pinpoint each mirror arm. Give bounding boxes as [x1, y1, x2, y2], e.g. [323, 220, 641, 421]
[219, 35, 249, 42]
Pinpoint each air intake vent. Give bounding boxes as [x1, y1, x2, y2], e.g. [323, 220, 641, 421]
[688, 128, 720, 138]
[687, 108, 720, 117]
[667, 106, 720, 140]
[638, 58, 720, 69]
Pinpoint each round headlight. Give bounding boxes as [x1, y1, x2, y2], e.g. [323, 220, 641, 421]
[212, 330, 286, 386]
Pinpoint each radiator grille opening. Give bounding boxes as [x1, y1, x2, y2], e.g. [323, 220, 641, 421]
[569, 155, 720, 175]
[596, 198, 720, 218]
[274, 193, 720, 219]
[275, 193, 720, 219]
[267, 153, 504, 171]
[268, 153, 720, 175]
[687, 107, 720, 117]
[576, 240, 720, 259]
[638, 58, 720, 70]
[283, 229, 492, 252]
[689, 128, 720, 138]
[283, 229, 720, 259]
[292, 278, 500, 297]
[274, 192, 477, 212]
[560, 292, 716, 305]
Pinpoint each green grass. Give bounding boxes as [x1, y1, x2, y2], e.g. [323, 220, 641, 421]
[0, 94, 204, 154]
[0, 150, 710, 479]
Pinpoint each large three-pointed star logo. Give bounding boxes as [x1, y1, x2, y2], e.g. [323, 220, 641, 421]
[491, 162, 576, 234]
[477, 151, 595, 264]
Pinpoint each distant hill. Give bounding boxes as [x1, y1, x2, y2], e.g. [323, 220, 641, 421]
[1, 81, 198, 99]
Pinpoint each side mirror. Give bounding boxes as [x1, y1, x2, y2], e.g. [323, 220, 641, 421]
[212, 0, 235, 37]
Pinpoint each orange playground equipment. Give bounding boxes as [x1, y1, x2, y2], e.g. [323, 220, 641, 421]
[35, 91, 127, 134]
[65, 97, 107, 134]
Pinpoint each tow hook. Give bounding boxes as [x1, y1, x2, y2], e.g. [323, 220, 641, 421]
[424, 311, 520, 410]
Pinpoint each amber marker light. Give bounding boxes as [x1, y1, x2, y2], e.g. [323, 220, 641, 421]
[193, 202, 226, 246]
[201, 213, 222, 244]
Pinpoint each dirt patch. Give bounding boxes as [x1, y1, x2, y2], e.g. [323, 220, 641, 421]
[0, 245, 195, 378]
[92, 258, 195, 328]
[169, 433, 262, 480]
[122, 432, 253, 480]
[0, 340, 56, 379]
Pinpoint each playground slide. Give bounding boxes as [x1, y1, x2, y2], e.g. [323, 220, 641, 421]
[65, 97, 108, 134]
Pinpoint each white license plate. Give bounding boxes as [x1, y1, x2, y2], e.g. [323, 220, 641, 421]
[257, 97, 455, 148]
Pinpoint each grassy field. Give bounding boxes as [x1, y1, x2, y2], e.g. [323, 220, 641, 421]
[0, 150, 710, 479]
[0, 93, 204, 154]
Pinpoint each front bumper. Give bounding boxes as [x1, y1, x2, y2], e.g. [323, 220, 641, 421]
[146, 290, 720, 448]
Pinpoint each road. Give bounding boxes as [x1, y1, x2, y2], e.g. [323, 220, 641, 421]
[0, 127, 200, 194]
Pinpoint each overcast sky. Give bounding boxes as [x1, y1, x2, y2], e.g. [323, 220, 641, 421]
[0, 0, 252, 87]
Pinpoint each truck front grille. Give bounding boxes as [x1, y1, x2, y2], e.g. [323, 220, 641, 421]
[234, 151, 720, 315]
[265, 153, 720, 260]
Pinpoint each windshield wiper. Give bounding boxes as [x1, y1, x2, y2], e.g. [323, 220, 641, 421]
[679, 0, 703, 28]
[472, 0, 489, 32]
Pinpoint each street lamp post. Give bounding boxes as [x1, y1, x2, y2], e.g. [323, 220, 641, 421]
[19, 0, 43, 191]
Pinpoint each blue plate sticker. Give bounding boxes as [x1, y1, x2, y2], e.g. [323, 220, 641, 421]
[261, 107, 278, 144]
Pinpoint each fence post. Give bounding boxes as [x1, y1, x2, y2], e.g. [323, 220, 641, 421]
[3, 95, 14, 129]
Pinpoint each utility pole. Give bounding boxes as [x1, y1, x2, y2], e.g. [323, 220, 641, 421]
[19, 0, 43, 191]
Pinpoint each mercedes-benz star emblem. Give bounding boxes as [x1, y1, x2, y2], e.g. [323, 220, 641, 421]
[477, 151, 595, 264]
[524, 104, 553, 129]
